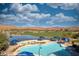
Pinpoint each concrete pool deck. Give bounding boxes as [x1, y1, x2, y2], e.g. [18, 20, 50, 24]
[5, 40, 53, 56]
[5, 40, 72, 56]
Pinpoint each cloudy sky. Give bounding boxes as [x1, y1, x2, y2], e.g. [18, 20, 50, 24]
[0, 3, 79, 27]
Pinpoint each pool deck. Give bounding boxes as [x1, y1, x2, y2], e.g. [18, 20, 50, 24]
[5, 40, 54, 56]
[4, 40, 72, 56]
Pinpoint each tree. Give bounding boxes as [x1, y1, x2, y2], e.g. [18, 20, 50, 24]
[0, 32, 9, 55]
[72, 33, 79, 39]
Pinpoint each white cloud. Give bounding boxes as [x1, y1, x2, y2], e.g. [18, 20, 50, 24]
[0, 12, 51, 25]
[1, 3, 51, 26]
[10, 3, 38, 13]
[16, 14, 34, 23]
[0, 14, 17, 21]
[0, 13, 77, 26]
[27, 13, 51, 19]
[0, 14, 33, 23]
[1, 3, 78, 27]
[48, 3, 79, 10]
[55, 13, 77, 21]
[47, 13, 77, 24]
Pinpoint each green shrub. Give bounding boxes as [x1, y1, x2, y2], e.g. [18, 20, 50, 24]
[0, 32, 9, 55]
[71, 33, 79, 39]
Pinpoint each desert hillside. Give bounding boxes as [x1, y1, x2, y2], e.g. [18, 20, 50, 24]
[0, 25, 64, 31]
[0, 25, 79, 31]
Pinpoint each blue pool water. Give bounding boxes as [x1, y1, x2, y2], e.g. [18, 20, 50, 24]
[10, 35, 39, 41]
[18, 42, 71, 56]
[9, 35, 38, 45]
[9, 35, 48, 45]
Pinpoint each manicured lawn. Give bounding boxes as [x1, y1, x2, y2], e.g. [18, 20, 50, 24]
[21, 31, 75, 38]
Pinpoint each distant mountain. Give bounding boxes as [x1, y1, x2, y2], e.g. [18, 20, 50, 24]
[19, 27, 64, 31]
[0, 25, 79, 31]
[0, 25, 16, 30]
[65, 26, 79, 31]
[0, 25, 64, 31]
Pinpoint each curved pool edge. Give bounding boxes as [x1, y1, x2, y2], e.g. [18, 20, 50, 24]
[15, 42, 71, 56]
[13, 40, 53, 56]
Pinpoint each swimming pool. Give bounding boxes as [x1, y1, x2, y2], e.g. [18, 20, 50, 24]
[18, 42, 71, 56]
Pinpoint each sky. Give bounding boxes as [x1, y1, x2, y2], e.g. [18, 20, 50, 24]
[0, 3, 79, 27]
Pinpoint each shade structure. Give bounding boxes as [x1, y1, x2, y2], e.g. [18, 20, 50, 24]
[16, 51, 34, 56]
[61, 38, 70, 42]
[10, 39, 18, 45]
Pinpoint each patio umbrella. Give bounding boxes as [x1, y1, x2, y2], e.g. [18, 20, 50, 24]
[16, 51, 34, 56]
[62, 38, 70, 42]
[38, 36, 45, 41]
[10, 39, 18, 45]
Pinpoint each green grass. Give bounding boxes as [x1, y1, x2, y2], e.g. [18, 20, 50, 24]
[18, 30, 76, 38]
[71, 40, 79, 42]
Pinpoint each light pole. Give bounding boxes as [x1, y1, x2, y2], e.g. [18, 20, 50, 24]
[39, 43, 41, 56]
[38, 42, 42, 56]
[38, 36, 44, 56]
